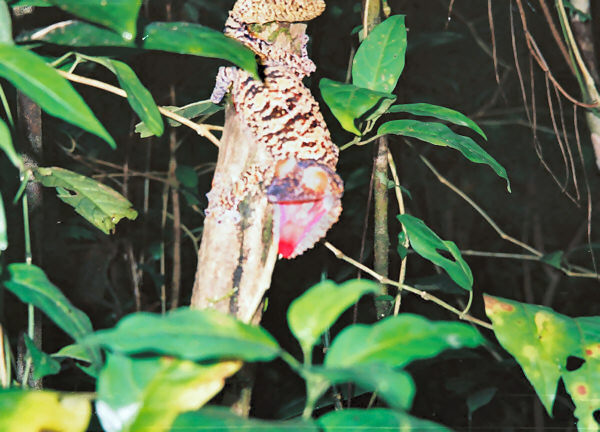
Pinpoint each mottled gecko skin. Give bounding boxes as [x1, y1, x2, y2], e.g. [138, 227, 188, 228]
[208, 0, 343, 258]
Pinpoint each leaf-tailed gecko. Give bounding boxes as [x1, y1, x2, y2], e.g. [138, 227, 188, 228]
[207, 0, 343, 259]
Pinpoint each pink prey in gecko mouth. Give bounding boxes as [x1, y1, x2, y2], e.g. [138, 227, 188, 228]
[267, 159, 343, 259]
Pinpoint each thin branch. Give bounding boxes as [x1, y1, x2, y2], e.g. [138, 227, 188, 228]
[57, 70, 222, 146]
[323, 242, 493, 330]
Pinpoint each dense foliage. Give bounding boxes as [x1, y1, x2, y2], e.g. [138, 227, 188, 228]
[0, 0, 599, 431]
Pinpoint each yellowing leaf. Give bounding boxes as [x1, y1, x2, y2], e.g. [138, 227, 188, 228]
[0, 390, 91, 432]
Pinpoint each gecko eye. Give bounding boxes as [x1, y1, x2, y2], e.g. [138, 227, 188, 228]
[300, 166, 328, 195]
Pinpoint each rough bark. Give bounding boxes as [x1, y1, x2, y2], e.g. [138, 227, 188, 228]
[190, 104, 279, 323]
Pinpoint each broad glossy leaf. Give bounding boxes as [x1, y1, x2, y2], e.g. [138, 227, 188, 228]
[173, 407, 318, 432]
[47, 0, 142, 40]
[484, 295, 600, 430]
[310, 364, 415, 410]
[53, 343, 93, 363]
[0, 389, 91, 432]
[4, 264, 94, 340]
[81, 56, 164, 137]
[379, 119, 510, 190]
[85, 308, 280, 362]
[24, 334, 61, 380]
[21, 20, 259, 78]
[0, 118, 23, 169]
[0, 1, 12, 44]
[0, 43, 115, 147]
[352, 15, 407, 93]
[397, 214, 473, 291]
[288, 279, 380, 357]
[320, 78, 396, 135]
[317, 408, 453, 432]
[388, 103, 486, 139]
[34, 166, 138, 234]
[326, 314, 484, 369]
[96, 354, 240, 432]
[0, 191, 6, 251]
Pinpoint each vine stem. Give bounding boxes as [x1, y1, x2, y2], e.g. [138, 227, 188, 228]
[56, 70, 222, 147]
[323, 241, 493, 330]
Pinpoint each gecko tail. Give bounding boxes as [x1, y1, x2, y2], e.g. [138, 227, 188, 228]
[267, 159, 343, 259]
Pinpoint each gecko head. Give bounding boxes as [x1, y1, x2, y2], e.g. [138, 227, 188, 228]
[267, 159, 343, 259]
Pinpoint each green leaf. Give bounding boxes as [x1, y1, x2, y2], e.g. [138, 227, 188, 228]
[540, 250, 564, 270]
[76, 55, 163, 137]
[317, 408, 453, 432]
[484, 295, 600, 430]
[142, 22, 258, 78]
[176, 165, 199, 189]
[0, 390, 91, 432]
[53, 343, 93, 363]
[0, 43, 115, 148]
[326, 314, 484, 369]
[310, 364, 415, 410]
[21, 21, 259, 78]
[287, 279, 380, 358]
[85, 308, 280, 362]
[388, 103, 487, 139]
[320, 78, 396, 135]
[466, 387, 497, 417]
[378, 119, 510, 191]
[24, 334, 61, 380]
[96, 354, 240, 432]
[4, 264, 94, 340]
[352, 15, 407, 93]
[4, 263, 102, 370]
[8, 0, 49, 5]
[110, 60, 163, 136]
[397, 214, 473, 290]
[0, 117, 23, 170]
[136, 100, 222, 138]
[173, 407, 319, 432]
[0, 191, 7, 251]
[47, 0, 142, 40]
[0, 1, 12, 44]
[34, 166, 138, 234]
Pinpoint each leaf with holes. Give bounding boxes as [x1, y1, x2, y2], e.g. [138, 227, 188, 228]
[33, 167, 137, 234]
[352, 15, 407, 93]
[387, 103, 486, 139]
[0, 390, 91, 432]
[379, 119, 510, 191]
[484, 295, 600, 431]
[96, 354, 241, 432]
[320, 78, 395, 135]
[397, 214, 473, 291]
[0, 43, 115, 148]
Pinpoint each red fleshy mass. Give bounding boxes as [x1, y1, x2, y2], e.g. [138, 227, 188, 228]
[276, 200, 327, 258]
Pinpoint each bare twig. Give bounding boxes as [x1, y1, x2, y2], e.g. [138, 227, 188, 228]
[323, 242, 493, 330]
[57, 70, 222, 146]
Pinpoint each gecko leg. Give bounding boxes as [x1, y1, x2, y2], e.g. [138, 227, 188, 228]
[210, 66, 238, 104]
